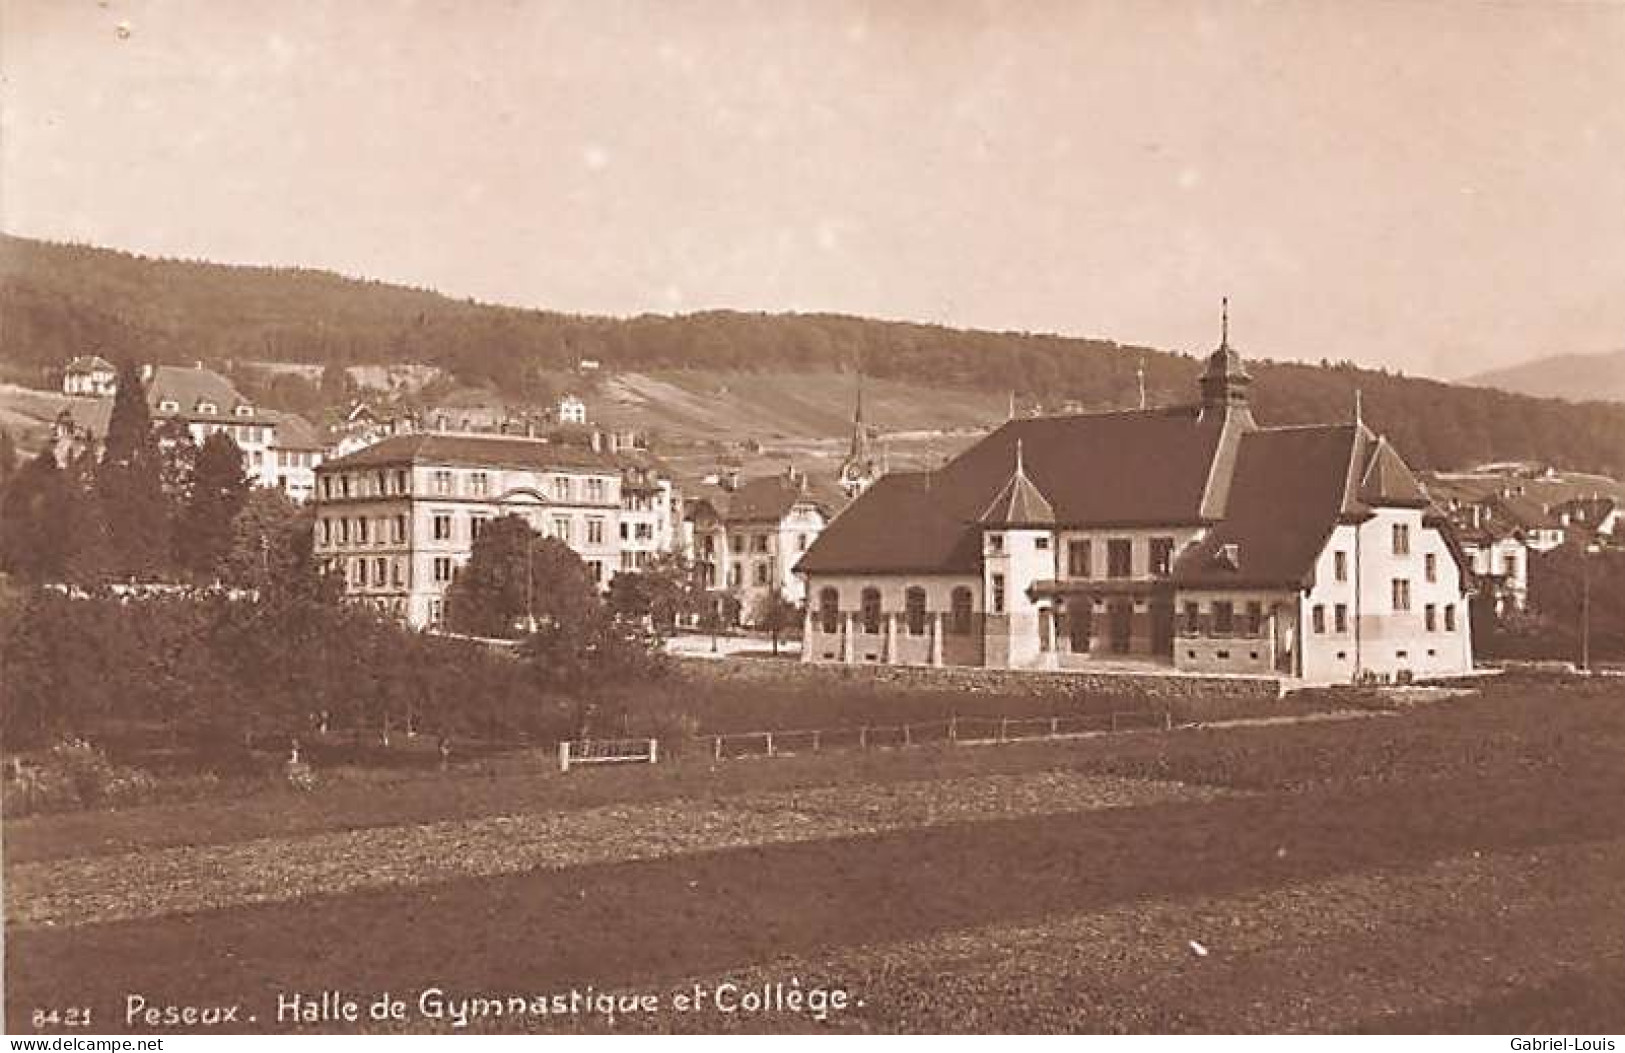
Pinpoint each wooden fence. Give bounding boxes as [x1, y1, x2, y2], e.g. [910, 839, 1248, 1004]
[558, 737, 660, 772]
[701, 710, 1173, 762]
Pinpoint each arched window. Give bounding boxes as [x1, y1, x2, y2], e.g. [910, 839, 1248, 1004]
[861, 587, 882, 634]
[950, 587, 973, 635]
[905, 586, 927, 635]
[818, 587, 840, 634]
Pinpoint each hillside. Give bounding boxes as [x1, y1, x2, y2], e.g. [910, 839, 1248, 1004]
[1461, 349, 1625, 404]
[6, 234, 1625, 477]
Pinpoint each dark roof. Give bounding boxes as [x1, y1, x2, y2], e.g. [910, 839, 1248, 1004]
[1488, 493, 1561, 530]
[146, 366, 277, 425]
[1356, 437, 1432, 508]
[797, 471, 984, 574]
[66, 355, 115, 373]
[800, 405, 1237, 575]
[978, 443, 1055, 527]
[320, 433, 622, 472]
[270, 413, 324, 451]
[1173, 425, 1362, 589]
[715, 474, 827, 523]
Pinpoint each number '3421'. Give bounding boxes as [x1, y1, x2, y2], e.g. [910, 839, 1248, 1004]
[32, 1006, 93, 1029]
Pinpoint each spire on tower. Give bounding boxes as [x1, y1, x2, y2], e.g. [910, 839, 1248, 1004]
[1220, 296, 1230, 348]
[1354, 388, 1364, 427]
[1136, 357, 1147, 411]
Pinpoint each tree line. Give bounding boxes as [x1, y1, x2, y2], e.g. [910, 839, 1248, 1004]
[7, 234, 1625, 477]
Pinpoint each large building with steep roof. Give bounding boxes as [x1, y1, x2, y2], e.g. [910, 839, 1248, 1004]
[796, 312, 1475, 684]
[687, 468, 832, 624]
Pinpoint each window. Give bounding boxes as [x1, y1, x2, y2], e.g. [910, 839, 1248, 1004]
[356, 517, 369, 544]
[798, 533, 810, 551]
[727, 565, 742, 587]
[432, 513, 453, 541]
[1425, 604, 1437, 632]
[1183, 601, 1200, 635]
[433, 557, 453, 583]
[374, 557, 387, 587]
[905, 587, 927, 635]
[1334, 550, 1348, 582]
[586, 478, 606, 502]
[620, 522, 630, 541]
[553, 517, 571, 543]
[341, 475, 352, 498]
[1067, 596, 1092, 652]
[159, 399, 179, 413]
[861, 587, 882, 634]
[986, 532, 1004, 555]
[433, 470, 453, 496]
[1503, 551, 1517, 576]
[354, 559, 367, 587]
[819, 588, 840, 634]
[1246, 601, 1263, 636]
[587, 519, 605, 545]
[470, 515, 489, 541]
[588, 560, 604, 584]
[1068, 539, 1092, 578]
[731, 535, 745, 554]
[991, 574, 1006, 615]
[338, 518, 350, 544]
[394, 515, 407, 544]
[752, 534, 770, 553]
[1392, 523, 1410, 555]
[392, 559, 405, 587]
[553, 477, 571, 501]
[1035, 536, 1050, 551]
[950, 587, 973, 635]
[1392, 578, 1412, 612]
[1107, 539, 1133, 578]
[1213, 601, 1235, 636]
[1334, 603, 1348, 633]
[753, 563, 769, 586]
[395, 470, 410, 495]
[1425, 552, 1437, 583]
[320, 518, 332, 546]
[469, 471, 489, 497]
[1150, 537, 1175, 577]
[1444, 604, 1457, 631]
[429, 599, 444, 627]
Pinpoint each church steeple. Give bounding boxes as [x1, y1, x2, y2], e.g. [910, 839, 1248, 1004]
[839, 368, 881, 497]
[1198, 296, 1254, 425]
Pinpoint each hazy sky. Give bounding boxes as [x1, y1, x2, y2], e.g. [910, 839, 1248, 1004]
[4, 0, 1624, 377]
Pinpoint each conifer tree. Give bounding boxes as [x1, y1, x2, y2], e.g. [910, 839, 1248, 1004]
[178, 431, 249, 582]
[97, 359, 170, 579]
[0, 451, 70, 582]
[0, 427, 17, 490]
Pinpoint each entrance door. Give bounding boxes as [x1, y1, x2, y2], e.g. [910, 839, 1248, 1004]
[1150, 598, 1174, 658]
[1108, 600, 1133, 654]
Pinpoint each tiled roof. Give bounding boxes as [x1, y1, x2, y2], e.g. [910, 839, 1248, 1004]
[320, 432, 623, 472]
[146, 366, 277, 425]
[270, 413, 324, 451]
[66, 355, 115, 373]
[1173, 425, 1364, 589]
[1488, 493, 1561, 530]
[718, 474, 827, 522]
[798, 405, 1235, 575]
[978, 442, 1055, 526]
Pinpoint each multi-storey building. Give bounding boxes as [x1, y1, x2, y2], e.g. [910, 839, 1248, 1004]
[797, 311, 1475, 685]
[61, 355, 117, 397]
[265, 413, 327, 502]
[313, 433, 630, 629]
[617, 462, 680, 574]
[688, 467, 830, 624]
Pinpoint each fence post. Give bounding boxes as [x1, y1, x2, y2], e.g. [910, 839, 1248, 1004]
[949, 716, 958, 744]
[713, 735, 723, 763]
[903, 723, 912, 747]
[649, 738, 659, 765]
[813, 730, 821, 752]
[860, 726, 868, 750]
[1050, 717, 1059, 737]
[558, 740, 571, 773]
[766, 731, 775, 758]
[1164, 711, 1173, 731]
[999, 718, 1008, 743]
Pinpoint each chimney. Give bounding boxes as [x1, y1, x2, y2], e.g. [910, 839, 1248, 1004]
[724, 468, 741, 491]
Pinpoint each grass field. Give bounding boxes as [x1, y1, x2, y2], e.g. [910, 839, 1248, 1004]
[6, 674, 1625, 1034]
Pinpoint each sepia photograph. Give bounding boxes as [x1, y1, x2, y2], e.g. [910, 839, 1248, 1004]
[1, 0, 1624, 1040]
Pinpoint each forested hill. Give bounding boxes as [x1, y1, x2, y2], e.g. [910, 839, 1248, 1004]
[4, 233, 1625, 477]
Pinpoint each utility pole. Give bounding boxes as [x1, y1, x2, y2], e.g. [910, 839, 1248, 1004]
[1581, 541, 1594, 673]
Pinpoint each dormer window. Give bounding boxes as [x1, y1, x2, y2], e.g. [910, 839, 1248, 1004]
[235, 404, 254, 417]
[158, 399, 179, 413]
[1213, 543, 1241, 570]
[197, 401, 218, 415]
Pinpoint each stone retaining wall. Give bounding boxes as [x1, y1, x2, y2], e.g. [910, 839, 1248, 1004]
[674, 655, 1286, 721]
